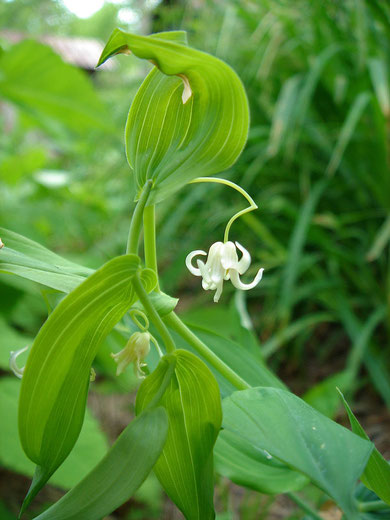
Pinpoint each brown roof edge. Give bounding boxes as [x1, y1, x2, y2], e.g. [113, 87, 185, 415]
[0, 29, 116, 71]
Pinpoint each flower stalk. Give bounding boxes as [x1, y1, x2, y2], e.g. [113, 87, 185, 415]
[189, 176, 257, 242]
[132, 273, 176, 354]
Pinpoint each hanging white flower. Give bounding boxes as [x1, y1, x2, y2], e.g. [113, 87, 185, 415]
[186, 241, 264, 303]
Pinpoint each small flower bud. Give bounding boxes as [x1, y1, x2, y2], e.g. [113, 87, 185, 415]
[111, 332, 151, 378]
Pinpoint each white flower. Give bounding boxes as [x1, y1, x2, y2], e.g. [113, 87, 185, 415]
[111, 331, 151, 378]
[186, 241, 264, 303]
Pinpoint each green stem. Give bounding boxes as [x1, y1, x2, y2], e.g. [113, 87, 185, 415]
[139, 200, 327, 520]
[135, 180, 323, 520]
[164, 311, 250, 390]
[286, 492, 324, 520]
[126, 180, 153, 254]
[358, 500, 389, 512]
[133, 274, 176, 354]
[189, 176, 257, 242]
[143, 203, 160, 291]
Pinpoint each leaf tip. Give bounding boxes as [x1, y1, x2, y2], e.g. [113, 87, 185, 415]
[19, 466, 50, 518]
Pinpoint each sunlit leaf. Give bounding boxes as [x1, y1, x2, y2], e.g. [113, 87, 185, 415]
[136, 350, 222, 520]
[33, 408, 168, 520]
[18, 255, 156, 514]
[98, 29, 249, 202]
[0, 227, 92, 293]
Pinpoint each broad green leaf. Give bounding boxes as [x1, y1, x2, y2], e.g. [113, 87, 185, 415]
[178, 324, 286, 397]
[0, 378, 107, 491]
[0, 40, 114, 136]
[215, 429, 308, 495]
[136, 350, 222, 520]
[98, 29, 249, 202]
[222, 387, 373, 519]
[0, 227, 93, 293]
[34, 408, 168, 520]
[338, 390, 390, 505]
[18, 255, 156, 513]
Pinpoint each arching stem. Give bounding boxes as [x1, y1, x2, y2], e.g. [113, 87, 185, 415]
[133, 274, 176, 354]
[189, 176, 257, 242]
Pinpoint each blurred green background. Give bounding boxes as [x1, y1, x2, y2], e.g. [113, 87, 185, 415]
[1, 0, 389, 518]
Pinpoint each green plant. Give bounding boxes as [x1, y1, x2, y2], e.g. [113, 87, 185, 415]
[1, 26, 390, 520]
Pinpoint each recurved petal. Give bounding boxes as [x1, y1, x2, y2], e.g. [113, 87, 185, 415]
[229, 267, 264, 291]
[235, 241, 251, 274]
[186, 250, 206, 276]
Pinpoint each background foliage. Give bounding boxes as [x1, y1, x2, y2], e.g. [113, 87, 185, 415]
[1, 0, 389, 518]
